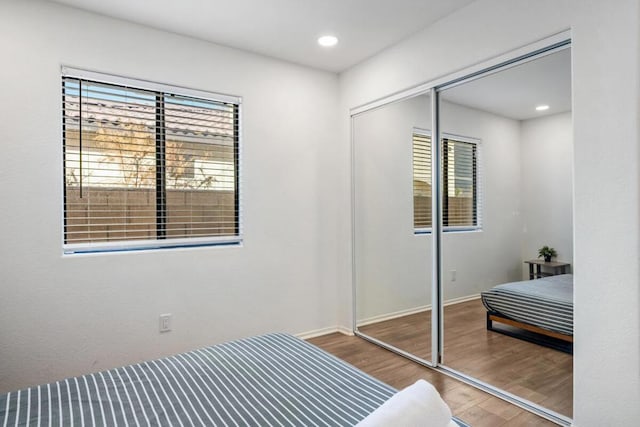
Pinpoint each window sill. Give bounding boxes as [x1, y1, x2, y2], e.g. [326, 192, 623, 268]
[63, 238, 242, 255]
[414, 227, 482, 235]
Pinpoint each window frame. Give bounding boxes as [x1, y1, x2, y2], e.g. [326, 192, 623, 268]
[412, 129, 482, 234]
[61, 67, 243, 254]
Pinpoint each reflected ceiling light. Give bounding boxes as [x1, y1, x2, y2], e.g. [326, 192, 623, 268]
[536, 105, 550, 111]
[318, 35, 338, 47]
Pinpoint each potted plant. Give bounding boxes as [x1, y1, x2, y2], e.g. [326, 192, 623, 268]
[538, 245, 557, 263]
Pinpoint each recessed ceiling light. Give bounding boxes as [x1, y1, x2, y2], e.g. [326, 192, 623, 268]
[318, 35, 338, 47]
[536, 105, 550, 111]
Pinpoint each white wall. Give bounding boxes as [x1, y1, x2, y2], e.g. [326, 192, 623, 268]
[0, 0, 340, 393]
[339, 0, 640, 424]
[520, 112, 573, 275]
[571, 1, 640, 425]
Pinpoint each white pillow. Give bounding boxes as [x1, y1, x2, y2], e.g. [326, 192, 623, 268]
[356, 379, 454, 427]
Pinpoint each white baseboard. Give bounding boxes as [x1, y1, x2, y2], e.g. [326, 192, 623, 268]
[296, 327, 337, 340]
[357, 293, 480, 327]
[336, 326, 354, 336]
[296, 325, 355, 339]
[357, 304, 430, 327]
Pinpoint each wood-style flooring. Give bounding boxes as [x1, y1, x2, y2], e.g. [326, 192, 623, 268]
[308, 299, 572, 426]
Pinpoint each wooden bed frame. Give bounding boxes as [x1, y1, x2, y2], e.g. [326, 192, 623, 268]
[486, 311, 573, 354]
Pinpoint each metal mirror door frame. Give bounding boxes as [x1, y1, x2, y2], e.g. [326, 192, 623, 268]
[350, 88, 438, 367]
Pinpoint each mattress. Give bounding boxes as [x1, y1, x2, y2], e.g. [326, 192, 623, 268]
[481, 274, 573, 336]
[0, 333, 398, 426]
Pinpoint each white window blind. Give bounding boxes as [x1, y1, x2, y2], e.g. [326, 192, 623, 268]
[62, 72, 241, 253]
[412, 132, 481, 231]
[412, 132, 432, 229]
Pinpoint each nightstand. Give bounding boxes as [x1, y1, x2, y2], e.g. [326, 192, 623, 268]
[524, 259, 570, 280]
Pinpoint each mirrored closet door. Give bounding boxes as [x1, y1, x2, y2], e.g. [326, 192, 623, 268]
[353, 41, 573, 424]
[353, 92, 434, 363]
[439, 46, 573, 418]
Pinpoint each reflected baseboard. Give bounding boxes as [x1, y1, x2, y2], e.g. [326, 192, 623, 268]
[443, 293, 481, 307]
[357, 293, 480, 327]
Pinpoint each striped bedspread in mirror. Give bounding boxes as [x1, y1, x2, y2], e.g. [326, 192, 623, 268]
[481, 273, 573, 335]
[0, 333, 397, 426]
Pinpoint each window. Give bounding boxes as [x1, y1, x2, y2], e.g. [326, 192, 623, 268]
[62, 69, 241, 253]
[412, 131, 481, 231]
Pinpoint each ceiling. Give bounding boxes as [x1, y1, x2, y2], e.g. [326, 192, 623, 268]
[441, 48, 572, 121]
[49, 0, 476, 73]
[46, 0, 571, 119]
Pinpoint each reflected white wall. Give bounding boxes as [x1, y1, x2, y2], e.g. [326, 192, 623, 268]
[520, 112, 573, 274]
[354, 95, 432, 322]
[354, 96, 525, 322]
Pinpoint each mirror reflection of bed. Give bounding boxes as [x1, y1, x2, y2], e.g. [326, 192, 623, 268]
[483, 273, 573, 353]
[354, 47, 573, 419]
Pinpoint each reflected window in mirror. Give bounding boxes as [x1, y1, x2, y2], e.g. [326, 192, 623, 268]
[413, 131, 481, 232]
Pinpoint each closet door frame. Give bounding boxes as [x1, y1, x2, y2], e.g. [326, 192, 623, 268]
[350, 30, 572, 425]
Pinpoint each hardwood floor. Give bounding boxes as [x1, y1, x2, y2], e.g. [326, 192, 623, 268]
[445, 300, 572, 417]
[308, 299, 572, 426]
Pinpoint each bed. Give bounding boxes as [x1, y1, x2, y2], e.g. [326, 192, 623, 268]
[0, 332, 464, 426]
[482, 274, 573, 353]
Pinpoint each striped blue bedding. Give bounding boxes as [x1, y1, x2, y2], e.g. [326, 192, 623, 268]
[0, 333, 433, 426]
[482, 274, 573, 336]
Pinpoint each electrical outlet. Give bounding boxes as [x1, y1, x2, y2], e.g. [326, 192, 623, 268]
[450, 270, 457, 282]
[159, 313, 172, 333]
